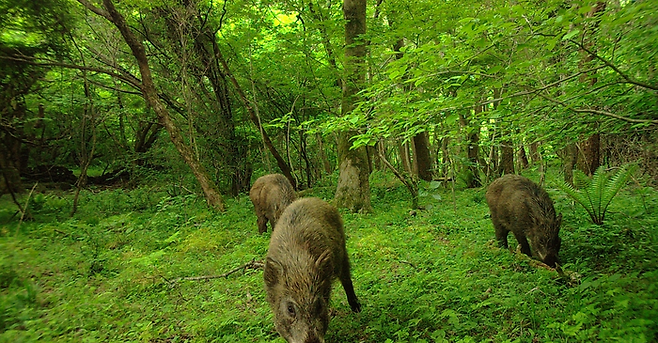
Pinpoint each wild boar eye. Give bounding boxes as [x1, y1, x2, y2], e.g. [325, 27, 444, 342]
[286, 303, 296, 318]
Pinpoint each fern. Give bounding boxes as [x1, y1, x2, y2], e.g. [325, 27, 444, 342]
[558, 164, 637, 225]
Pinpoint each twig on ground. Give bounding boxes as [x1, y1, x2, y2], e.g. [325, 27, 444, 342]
[53, 228, 70, 237]
[166, 259, 264, 287]
[399, 260, 418, 270]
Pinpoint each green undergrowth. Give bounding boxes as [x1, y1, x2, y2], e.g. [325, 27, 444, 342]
[1, 172, 657, 342]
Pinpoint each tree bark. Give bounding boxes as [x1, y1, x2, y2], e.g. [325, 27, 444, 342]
[577, 133, 600, 176]
[399, 141, 412, 174]
[563, 143, 578, 185]
[459, 108, 481, 188]
[316, 133, 333, 174]
[335, 0, 371, 212]
[499, 139, 515, 175]
[413, 132, 433, 182]
[93, 0, 225, 211]
[518, 144, 529, 170]
[213, 45, 297, 190]
[576, 1, 606, 176]
[529, 141, 540, 165]
[389, 24, 432, 182]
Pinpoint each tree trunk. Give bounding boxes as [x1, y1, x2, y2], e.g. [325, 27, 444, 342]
[576, 2, 606, 176]
[577, 133, 600, 176]
[399, 142, 412, 174]
[335, 0, 371, 212]
[199, 27, 245, 196]
[389, 23, 432, 182]
[214, 46, 297, 190]
[563, 143, 578, 185]
[96, 0, 225, 211]
[529, 141, 540, 165]
[412, 132, 433, 181]
[459, 108, 481, 188]
[499, 139, 515, 175]
[316, 133, 332, 174]
[518, 144, 529, 170]
[71, 63, 97, 217]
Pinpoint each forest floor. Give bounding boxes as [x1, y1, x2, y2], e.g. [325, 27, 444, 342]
[1, 170, 657, 342]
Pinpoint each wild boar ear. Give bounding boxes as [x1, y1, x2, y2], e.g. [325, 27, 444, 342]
[265, 257, 283, 286]
[314, 249, 333, 271]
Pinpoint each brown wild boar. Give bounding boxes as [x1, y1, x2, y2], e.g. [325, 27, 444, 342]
[485, 174, 562, 267]
[249, 174, 297, 234]
[264, 197, 361, 343]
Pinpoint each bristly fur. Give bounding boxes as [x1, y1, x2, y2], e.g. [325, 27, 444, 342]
[264, 197, 361, 343]
[249, 174, 297, 234]
[525, 182, 559, 237]
[486, 174, 562, 267]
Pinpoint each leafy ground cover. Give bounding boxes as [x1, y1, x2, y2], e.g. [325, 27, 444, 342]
[1, 171, 657, 342]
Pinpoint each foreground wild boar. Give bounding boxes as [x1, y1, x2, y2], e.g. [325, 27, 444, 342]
[249, 174, 297, 234]
[264, 197, 361, 343]
[485, 174, 562, 267]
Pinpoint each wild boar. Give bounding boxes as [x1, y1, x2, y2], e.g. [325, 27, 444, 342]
[485, 174, 562, 267]
[249, 174, 297, 234]
[264, 197, 361, 343]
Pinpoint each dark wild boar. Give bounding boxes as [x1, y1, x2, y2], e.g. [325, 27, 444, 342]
[264, 197, 361, 343]
[249, 174, 297, 234]
[485, 174, 562, 267]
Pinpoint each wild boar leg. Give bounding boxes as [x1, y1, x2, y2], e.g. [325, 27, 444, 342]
[494, 223, 509, 249]
[339, 257, 361, 312]
[513, 232, 532, 256]
[257, 215, 268, 234]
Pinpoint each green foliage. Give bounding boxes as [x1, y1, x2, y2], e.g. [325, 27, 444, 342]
[2, 174, 657, 342]
[558, 164, 638, 225]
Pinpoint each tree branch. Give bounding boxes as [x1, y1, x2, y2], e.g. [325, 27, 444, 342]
[537, 93, 658, 125]
[0, 55, 142, 90]
[568, 38, 658, 91]
[77, 0, 112, 20]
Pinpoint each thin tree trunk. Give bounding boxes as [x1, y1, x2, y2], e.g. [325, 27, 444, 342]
[213, 46, 297, 190]
[499, 140, 515, 175]
[389, 23, 432, 182]
[413, 132, 433, 181]
[71, 55, 97, 217]
[576, 1, 606, 176]
[335, 0, 371, 212]
[90, 0, 225, 211]
[459, 107, 481, 188]
[378, 148, 418, 209]
[563, 143, 578, 185]
[518, 143, 529, 171]
[316, 133, 332, 174]
[399, 142, 412, 174]
[530, 141, 540, 165]
[309, 0, 342, 89]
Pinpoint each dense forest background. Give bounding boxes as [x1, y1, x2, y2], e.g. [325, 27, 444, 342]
[1, 0, 657, 342]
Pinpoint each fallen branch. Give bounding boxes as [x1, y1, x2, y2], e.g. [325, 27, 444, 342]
[166, 259, 264, 286]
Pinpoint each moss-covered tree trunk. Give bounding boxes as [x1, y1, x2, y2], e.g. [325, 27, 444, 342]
[335, 0, 371, 212]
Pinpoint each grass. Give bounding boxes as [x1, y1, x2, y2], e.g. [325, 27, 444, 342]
[1, 170, 657, 342]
